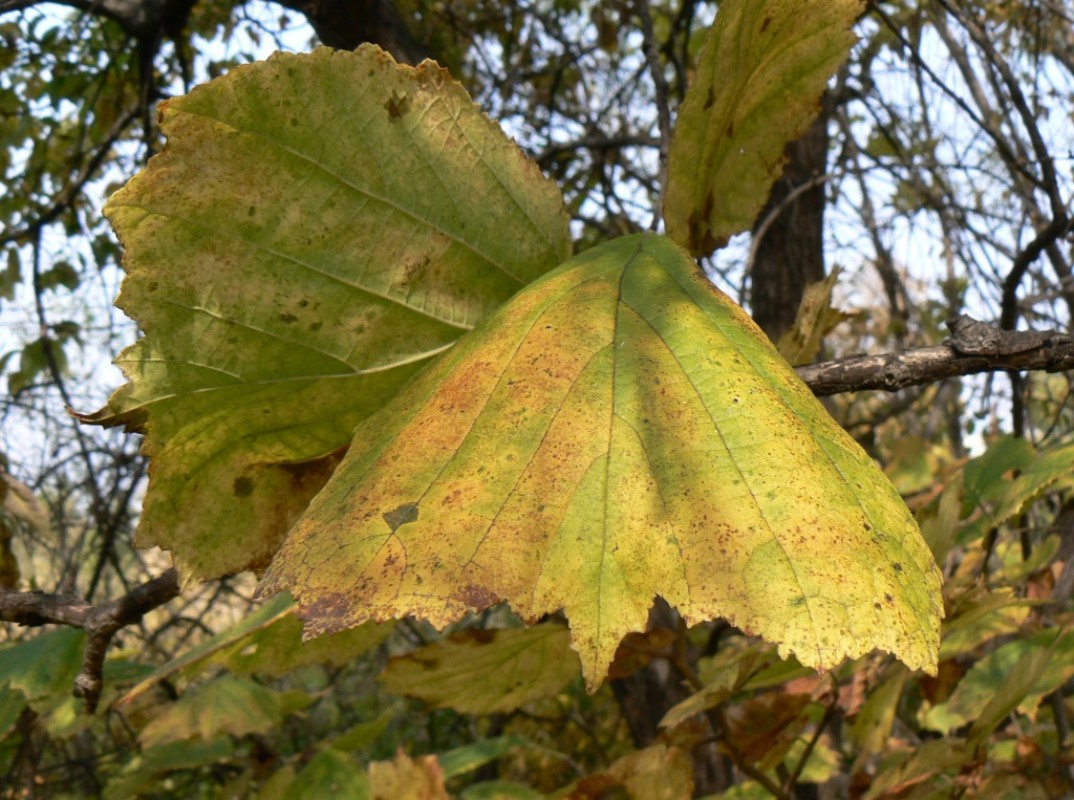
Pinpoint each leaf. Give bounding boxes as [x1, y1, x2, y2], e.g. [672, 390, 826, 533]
[262, 233, 942, 691]
[380, 624, 579, 714]
[219, 608, 390, 679]
[846, 665, 908, 771]
[119, 593, 296, 706]
[664, 0, 861, 256]
[437, 736, 532, 779]
[284, 749, 371, 800]
[369, 751, 449, 800]
[79, 45, 570, 580]
[960, 438, 1074, 542]
[0, 628, 84, 704]
[661, 642, 767, 729]
[776, 268, 856, 366]
[138, 675, 310, 748]
[921, 628, 1074, 738]
[104, 738, 236, 800]
[938, 586, 1036, 659]
[565, 744, 694, 800]
[861, 739, 969, 800]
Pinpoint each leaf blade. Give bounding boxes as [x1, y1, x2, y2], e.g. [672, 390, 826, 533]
[80, 46, 570, 580]
[664, 0, 860, 255]
[261, 233, 941, 689]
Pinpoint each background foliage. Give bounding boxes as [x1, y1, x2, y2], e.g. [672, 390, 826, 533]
[2, 0, 1074, 797]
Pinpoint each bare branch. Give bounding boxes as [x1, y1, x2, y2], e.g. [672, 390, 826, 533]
[634, 0, 672, 230]
[0, 568, 180, 712]
[798, 317, 1074, 396]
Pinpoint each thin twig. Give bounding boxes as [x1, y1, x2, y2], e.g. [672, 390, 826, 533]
[635, 0, 672, 231]
[0, 569, 180, 712]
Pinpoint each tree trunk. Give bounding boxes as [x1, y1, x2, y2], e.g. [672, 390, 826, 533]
[748, 104, 831, 343]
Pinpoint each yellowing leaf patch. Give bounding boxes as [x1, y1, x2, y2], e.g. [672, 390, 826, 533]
[664, 0, 861, 256]
[80, 45, 570, 580]
[261, 234, 941, 690]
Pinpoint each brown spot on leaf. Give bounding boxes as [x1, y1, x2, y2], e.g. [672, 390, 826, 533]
[279, 313, 298, 323]
[383, 502, 419, 532]
[760, 15, 772, 33]
[233, 476, 254, 497]
[704, 86, 715, 110]
[457, 583, 499, 609]
[384, 91, 410, 120]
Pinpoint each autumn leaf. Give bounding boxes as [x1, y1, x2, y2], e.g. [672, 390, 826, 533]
[380, 624, 580, 714]
[261, 233, 942, 690]
[664, 0, 861, 256]
[78, 45, 570, 580]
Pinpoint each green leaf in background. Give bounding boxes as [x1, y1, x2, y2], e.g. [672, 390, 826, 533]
[262, 233, 941, 690]
[80, 44, 571, 580]
[664, 0, 860, 256]
[922, 628, 1074, 737]
[138, 675, 311, 748]
[967, 438, 1074, 539]
[219, 610, 390, 679]
[119, 592, 296, 706]
[380, 624, 579, 714]
[0, 628, 84, 705]
[437, 736, 532, 780]
[283, 749, 370, 800]
[104, 737, 236, 800]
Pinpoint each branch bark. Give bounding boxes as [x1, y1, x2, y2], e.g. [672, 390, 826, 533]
[0, 568, 179, 712]
[798, 318, 1074, 396]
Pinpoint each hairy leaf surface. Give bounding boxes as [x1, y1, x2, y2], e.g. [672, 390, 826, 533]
[80, 46, 570, 579]
[261, 234, 941, 689]
[664, 0, 860, 255]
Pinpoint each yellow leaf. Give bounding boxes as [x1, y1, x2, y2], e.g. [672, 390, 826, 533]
[665, 0, 861, 256]
[261, 234, 941, 690]
[79, 45, 570, 580]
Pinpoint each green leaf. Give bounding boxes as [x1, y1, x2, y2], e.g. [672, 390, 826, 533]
[81, 45, 571, 580]
[960, 437, 1074, 542]
[138, 675, 311, 748]
[861, 739, 969, 800]
[0, 685, 26, 739]
[37, 260, 79, 291]
[0, 628, 84, 703]
[8, 336, 65, 396]
[938, 586, 1036, 659]
[380, 624, 579, 714]
[104, 737, 235, 800]
[460, 781, 542, 800]
[438, 736, 532, 780]
[921, 628, 1074, 738]
[846, 665, 908, 772]
[305, 756, 369, 800]
[261, 233, 942, 691]
[664, 0, 860, 256]
[219, 610, 390, 679]
[119, 593, 296, 706]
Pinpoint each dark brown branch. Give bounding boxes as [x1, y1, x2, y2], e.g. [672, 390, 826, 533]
[0, 568, 179, 712]
[798, 318, 1074, 396]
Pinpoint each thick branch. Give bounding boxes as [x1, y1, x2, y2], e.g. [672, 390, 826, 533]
[798, 319, 1074, 396]
[0, 569, 179, 712]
